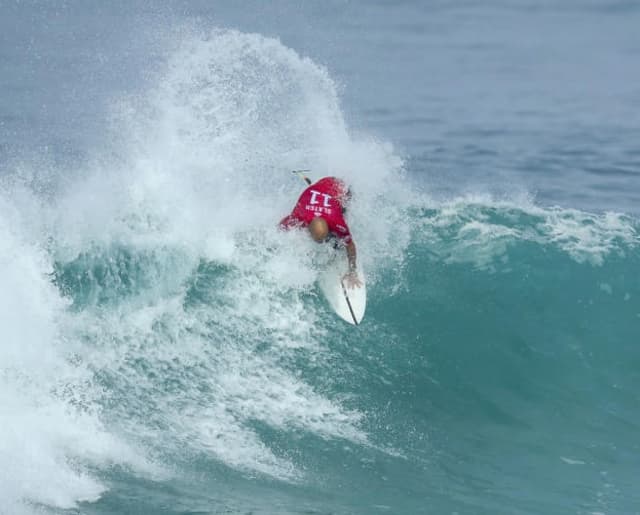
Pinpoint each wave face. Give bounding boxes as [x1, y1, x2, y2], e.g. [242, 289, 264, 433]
[2, 29, 639, 515]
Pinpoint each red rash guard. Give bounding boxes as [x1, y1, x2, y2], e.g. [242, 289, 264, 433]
[279, 177, 352, 243]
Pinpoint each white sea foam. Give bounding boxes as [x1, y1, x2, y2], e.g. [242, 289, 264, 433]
[419, 195, 638, 269]
[0, 194, 156, 514]
[540, 208, 637, 265]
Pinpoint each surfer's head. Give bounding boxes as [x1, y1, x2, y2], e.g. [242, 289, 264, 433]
[308, 217, 329, 243]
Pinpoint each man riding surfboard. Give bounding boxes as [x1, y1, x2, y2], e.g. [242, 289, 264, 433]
[280, 176, 362, 288]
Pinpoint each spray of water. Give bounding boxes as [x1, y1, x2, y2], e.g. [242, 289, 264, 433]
[1, 28, 413, 512]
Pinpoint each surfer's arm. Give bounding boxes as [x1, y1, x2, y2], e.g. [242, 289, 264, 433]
[346, 240, 357, 273]
[334, 217, 356, 272]
[343, 240, 362, 288]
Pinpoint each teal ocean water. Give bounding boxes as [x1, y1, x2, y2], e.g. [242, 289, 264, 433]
[2, 2, 640, 514]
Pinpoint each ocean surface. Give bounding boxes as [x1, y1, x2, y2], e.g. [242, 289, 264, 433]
[1, 1, 639, 514]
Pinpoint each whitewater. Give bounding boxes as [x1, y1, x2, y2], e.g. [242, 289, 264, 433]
[2, 4, 640, 515]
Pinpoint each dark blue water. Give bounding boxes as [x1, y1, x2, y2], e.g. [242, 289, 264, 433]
[1, 2, 639, 514]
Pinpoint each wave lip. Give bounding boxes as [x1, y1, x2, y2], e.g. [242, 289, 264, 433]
[418, 195, 639, 269]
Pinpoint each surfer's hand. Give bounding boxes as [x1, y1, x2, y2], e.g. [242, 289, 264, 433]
[343, 271, 362, 289]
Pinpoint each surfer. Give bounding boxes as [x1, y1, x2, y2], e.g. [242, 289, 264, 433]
[280, 176, 362, 288]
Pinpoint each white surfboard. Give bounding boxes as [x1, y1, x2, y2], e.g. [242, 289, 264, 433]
[318, 256, 366, 325]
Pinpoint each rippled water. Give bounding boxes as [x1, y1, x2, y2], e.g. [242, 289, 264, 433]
[1, 2, 639, 514]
